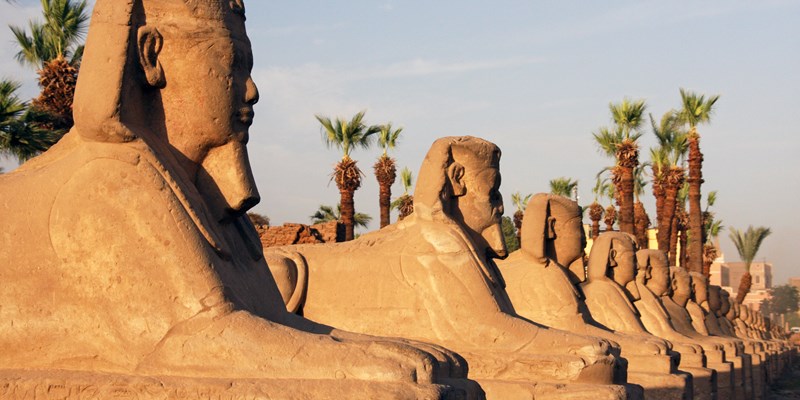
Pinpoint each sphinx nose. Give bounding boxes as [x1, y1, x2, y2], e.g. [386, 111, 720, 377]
[245, 77, 259, 105]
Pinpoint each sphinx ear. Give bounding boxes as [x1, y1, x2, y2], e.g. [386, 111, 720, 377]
[608, 248, 618, 268]
[446, 163, 466, 197]
[137, 26, 166, 88]
[645, 265, 652, 280]
[545, 215, 556, 239]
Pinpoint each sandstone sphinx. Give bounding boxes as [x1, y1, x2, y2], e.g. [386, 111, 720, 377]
[266, 137, 628, 400]
[0, 2, 475, 399]
[712, 287, 769, 399]
[632, 250, 717, 400]
[580, 232, 692, 399]
[495, 194, 693, 396]
[662, 267, 746, 399]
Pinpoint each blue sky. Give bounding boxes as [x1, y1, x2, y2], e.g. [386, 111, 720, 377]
[2, 1, 799, 284]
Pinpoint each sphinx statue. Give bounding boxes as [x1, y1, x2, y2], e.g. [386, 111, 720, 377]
[580, 232, 692, 399]
[662, 267, 749, 399]
[689, 273, 754, 399]
[266, 137, 630, 400]
[714, 287, 769, 399]
[633, 250, 717, 400]
[495, 194, 697, 395]
[0, 2, 478, 398]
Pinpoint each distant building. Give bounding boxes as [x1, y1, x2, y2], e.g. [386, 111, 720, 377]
[789, 277, 800, 291]
[712, 261, 773, 311]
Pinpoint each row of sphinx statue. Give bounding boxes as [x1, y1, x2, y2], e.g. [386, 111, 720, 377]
[0, 0, 793, 399]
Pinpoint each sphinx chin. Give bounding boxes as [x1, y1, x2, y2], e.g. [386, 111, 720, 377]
[482, 222, 508, 259]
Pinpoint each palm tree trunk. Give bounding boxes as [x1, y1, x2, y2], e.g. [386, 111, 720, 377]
[616, 141, 638, 236]
[618, 165, 635, 235]
[374, 155, 396, 229]
[652, 169, 668, 251]
[513, 211, 523, 245]
[634, 201, 650, 249]
[662, 167, 684, 259]
[340, 188, 355, 241]
[736, 271, 752, 304]
[669, 212, 679, 266]
[676, 205, 688, 267]
[379, 183, 391, 228]
[686, 134, 704, 274]
[588, 202, 603, 240]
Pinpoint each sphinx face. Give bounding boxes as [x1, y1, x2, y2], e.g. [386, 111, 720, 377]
[458, 166, 507, 259]
[708, 285, 722, 315]
[646, 266, 671, 297]
[690, 274, 708, 304]
[609, 238, 640, 301]
[153, 3, 261, 220]
[670, 268, 692, 306]
[719, 290, 732, 317]
[551, 208, 586, 270]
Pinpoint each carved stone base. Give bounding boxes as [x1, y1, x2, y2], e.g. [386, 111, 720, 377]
[627, 371, 691, 400]
[681, 367, 716, 400]
[475, 379, 631, 400]
[0, 370, 462, 400]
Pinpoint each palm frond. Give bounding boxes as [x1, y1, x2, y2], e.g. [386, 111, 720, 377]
[549, 177, 578, 198]
[317, 110, 376, 158]
[677, 88, 721, 130]
[377, 123, 403, 156]
[399, 167, 413, 194]
[609, 98, 647, 139]
[728, 226, 772, 269]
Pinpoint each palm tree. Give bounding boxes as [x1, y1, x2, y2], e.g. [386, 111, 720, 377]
[649, 111, 687, 253]
[596, 176, 617, 232]
[633, 166, 650, 249]
[391, 167, 415, 220]
[316, 111, 380, 241]
[549, 177, 578, 198]
[311, 204, 372, 229]
[247, 212, 270, 228]
[593, 98, 647, 235]
[511, 192, 532, 244]
[10, 0, 89, 133]
[702, 200, 724, 277]
[0, 79, 58, 161]
[588, 177, 606, 240]
[677, 89, 720, 274]
[729, 226, 772, 303]
[373, 123, 403, 228]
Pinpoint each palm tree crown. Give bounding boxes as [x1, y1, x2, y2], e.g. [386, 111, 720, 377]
[0, 79, 57, 161]
[10, 0, 89, 67]
[377, 123, 403, 157]
[677, 89, 720, 135]
[729, 226, 772, 268]
[610, 98, 647, 139]
[549, 177, 577, 198]
[317, 110, 379, 160]
[311, 204, 372, 229]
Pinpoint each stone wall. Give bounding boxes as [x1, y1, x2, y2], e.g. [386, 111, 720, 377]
[257, 220, 344, 248]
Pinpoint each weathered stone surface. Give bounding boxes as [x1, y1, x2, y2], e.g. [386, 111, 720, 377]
[258, 221, 343, 248]
[267, 138, 627, 399]
[0, 1, 476, 398]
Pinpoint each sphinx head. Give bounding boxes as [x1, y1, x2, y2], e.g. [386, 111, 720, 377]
[587, 232, 640, 301]
[720, 289, 735, 320]
[708, 285, 723, 316]
[520, 193, 586, 282]
[669, 267, 692, 307]
[73, 0, 260, 223]
[636, 249, 671, 297]
[689, 272, 709, 305]
[414, 136, 507, 259]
